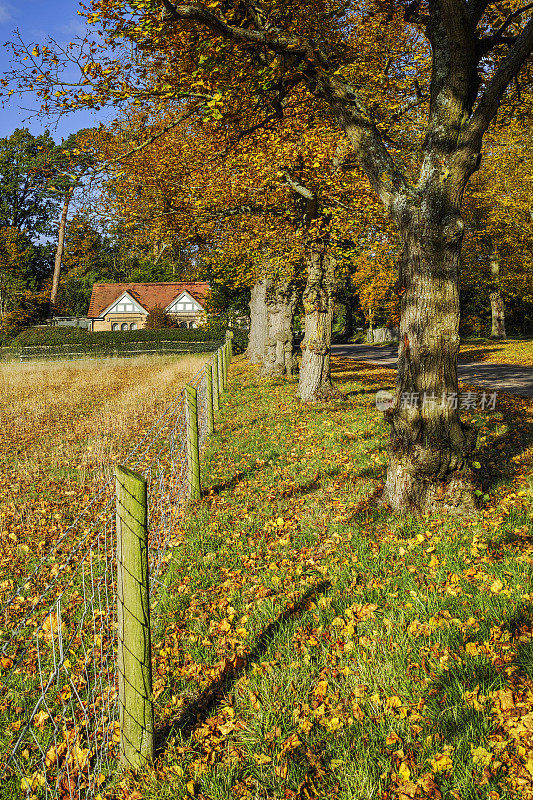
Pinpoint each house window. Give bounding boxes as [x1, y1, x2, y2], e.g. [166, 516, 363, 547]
[130, 323, 138, 330]
[121, 323, 129, 331]
[112, 323, 119, 331]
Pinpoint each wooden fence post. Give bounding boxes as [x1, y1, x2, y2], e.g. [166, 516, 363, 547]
[217, 348, 224, 396]
[221, 345, 228, 392]
[206, 364, 214, 435]
[213, 352, 220, 412]
[116, 465, 154, 770]
[226, 330, 234, 362]
[184, 385, 201, 500]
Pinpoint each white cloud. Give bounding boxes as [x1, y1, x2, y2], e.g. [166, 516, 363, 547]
[0, 3, 12, 23]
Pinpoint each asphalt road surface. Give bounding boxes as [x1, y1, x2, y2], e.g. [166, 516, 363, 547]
[331, 343, 533, 398]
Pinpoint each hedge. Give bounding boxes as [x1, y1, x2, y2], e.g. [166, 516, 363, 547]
[1, 324, 249, 359]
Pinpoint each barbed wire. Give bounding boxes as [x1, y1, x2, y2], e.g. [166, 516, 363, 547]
[0, 342, 224, 799]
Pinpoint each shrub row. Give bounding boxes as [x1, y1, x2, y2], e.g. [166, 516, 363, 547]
[2, 324, 249, 358]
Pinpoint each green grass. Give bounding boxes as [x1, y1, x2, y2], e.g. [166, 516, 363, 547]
[459, 337, 533, 366]
[115, 356, 533, 800]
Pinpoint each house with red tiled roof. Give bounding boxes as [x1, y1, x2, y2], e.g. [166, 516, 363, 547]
[87, 282, 210, 332]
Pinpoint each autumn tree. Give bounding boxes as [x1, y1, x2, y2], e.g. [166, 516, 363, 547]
[47, 131, 96, 309]
[0, 227, 36, 318]
[89, 103, 377, 390]
[9, 1, 533, 512]
[127, 0, 531, 514]
[461, 108, 533, 338]
[90, 111, 306, 377]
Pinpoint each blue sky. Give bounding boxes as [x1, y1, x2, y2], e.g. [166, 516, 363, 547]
[0, 0, 112, 143]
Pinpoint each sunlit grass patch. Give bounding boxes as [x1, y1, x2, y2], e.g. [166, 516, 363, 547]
[459, 338, 533, 367]
[124, 355, 533, 800]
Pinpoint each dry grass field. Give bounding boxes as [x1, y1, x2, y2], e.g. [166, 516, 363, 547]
[0, 353, 206, 558]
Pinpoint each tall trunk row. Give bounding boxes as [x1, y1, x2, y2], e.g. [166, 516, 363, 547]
[246, 238, 336, 400]
[246, 279, 299, 376]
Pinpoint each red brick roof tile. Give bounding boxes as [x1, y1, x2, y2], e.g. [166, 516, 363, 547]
[88, 282, 210, 318]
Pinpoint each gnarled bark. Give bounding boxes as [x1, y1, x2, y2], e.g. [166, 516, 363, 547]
[382, 210, 477, 516]
[298, 238, 337, 402]
[246, 279, 268, 364]
[490, 291, 506, 339]
[489, 247, 506, 339]
[260, 280, 298, 377]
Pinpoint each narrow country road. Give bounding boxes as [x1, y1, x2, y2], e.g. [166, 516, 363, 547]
[331, 343, 533, 399]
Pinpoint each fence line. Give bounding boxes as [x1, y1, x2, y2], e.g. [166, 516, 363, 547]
[0, 340, 229, 798]
[1, 340, 221, 363]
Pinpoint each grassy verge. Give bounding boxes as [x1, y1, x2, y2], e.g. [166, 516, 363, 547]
[119, 356, 533, 800]
[459, 339, 533, 367]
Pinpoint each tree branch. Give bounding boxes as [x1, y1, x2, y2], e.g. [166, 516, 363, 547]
[282, 173, 315, 201]
[461, 14, 533, 151]
[466, 0, 491, 27]
[102, 102, 204, 168]
[160, 0, 314, 57]
[160, 0, 407, 209]
[479, 2, 533, 53]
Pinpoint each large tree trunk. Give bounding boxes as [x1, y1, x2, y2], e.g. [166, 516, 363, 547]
[261, 280, 298, 377]
[490, 291, 506, 339]
[382, 212, 478, 516]
[50, 187, 74, 311]
[489, 246, 506, 339]
[246, 279, 268, 363]
[298, 238, 337, 402]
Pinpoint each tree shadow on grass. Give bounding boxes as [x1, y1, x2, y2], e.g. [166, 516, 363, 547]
[485, 512, 533, 560]
[204, 453, 282, 496]
[470, 389, 533, 492]
[204, 470, 249, 496]
[154, 580, 331, 756]
[423, 587, 533, 794]
[458, 342, 506, 363]
[278, 475, 321, 498]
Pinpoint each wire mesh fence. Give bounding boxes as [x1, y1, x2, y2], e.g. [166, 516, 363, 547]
[0, 341, 226, 799]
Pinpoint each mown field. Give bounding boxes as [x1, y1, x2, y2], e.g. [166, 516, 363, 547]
[118, 356, 533, 800]
[0, 353, 210, 798]
[0, 353, 207, 559]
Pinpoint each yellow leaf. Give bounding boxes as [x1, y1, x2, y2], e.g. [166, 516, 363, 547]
[431, 751, 453, 773]
[398, 761, 411, 782]
[253, 753, 272, 764]
[386, 695, 402, 708]
[471, 745, 492, 767]
[490, 579, 503, 593]
[386, 731, 401, 747]
[33, 709, 48, 729]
